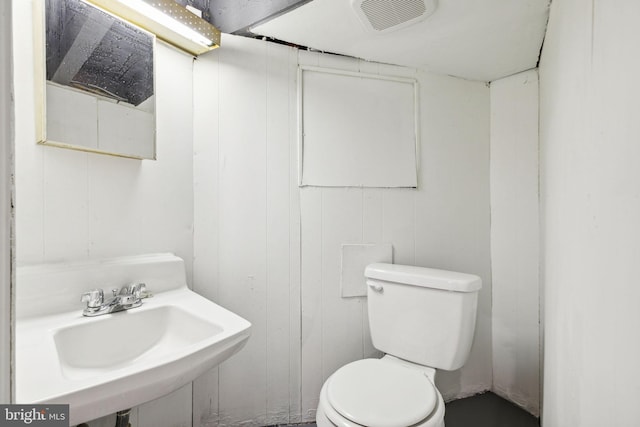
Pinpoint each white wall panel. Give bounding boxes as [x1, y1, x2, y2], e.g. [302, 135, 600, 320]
[42, 148, 88, 262]
[299, 187, 323, 420]
[381, 189, 415, 265]
[412, 70, 492, 400]
[286, 44, 303, 424]
[193, 35, 303, 426]
[194, 36, 306, 426]
[265, 41, 297, 424]
[361, 189, 383, 359]
[490, 70, 540, 416]
[318, 188, 365, 380]
[13, 1, 195, 423]
[0, 0, 13, 405]
[192, 33, 221, 427]
[299, 67, 417, 188]
[12, 0, 44, 266]
[138, 385, 193, 427]
[540, 0, 640, 425]
[340, 243, 392, 297]
[300, 53, 365, 422]
[215, 35, 269, 426]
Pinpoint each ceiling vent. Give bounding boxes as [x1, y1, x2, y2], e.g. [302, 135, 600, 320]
[352, 0, 438, 33]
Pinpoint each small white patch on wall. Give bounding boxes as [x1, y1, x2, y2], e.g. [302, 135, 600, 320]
[298, 66, 418, 188]
[341, 243, 393, 297]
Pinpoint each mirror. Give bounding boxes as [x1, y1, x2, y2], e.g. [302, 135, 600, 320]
[36, 0, 156, 159]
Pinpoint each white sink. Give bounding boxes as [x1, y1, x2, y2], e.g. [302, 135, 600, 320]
[16, 254, 251, 426]
[54, 305, 224, 379]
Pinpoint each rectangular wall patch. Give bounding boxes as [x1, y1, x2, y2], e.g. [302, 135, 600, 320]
[341, 243, 393, 297]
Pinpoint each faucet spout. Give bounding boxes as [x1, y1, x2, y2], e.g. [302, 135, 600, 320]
[81, 283, 149, 317]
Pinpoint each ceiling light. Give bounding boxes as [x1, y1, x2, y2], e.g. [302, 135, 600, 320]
[83, 0, 221, 55]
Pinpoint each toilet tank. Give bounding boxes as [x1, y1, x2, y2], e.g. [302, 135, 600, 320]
[365, 263, 482, 371]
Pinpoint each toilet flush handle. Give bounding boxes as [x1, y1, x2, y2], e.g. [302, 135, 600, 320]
[368, 282, 384, 293]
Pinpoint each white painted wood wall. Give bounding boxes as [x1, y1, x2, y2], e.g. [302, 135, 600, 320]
[490, 70, 540, 416]
[1, 0, 14, 405]
[193, 34, 493, 425]
[540, 0, 640, 425]
[192, 36, 302, 426]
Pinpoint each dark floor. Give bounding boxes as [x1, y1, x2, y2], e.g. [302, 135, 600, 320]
[445, 392, 539, 427]
[273, 391, 539, 427]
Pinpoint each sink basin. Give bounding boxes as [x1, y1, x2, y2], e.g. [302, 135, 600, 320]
[16, 254, 251, 426]
[54, 305, 223, 379]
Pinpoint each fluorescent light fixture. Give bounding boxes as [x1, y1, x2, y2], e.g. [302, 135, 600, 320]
[83, 0, 221, 55]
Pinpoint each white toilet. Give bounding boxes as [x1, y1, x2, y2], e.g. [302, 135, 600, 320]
[316, 263, 482, 427]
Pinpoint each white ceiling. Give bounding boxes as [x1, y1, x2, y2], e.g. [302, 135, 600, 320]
[251, 0, 550, 82]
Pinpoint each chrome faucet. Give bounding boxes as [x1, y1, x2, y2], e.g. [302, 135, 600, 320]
[80, 283, 150, 317]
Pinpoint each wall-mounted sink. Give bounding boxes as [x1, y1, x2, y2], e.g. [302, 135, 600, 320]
[54, 305, 223, 379]
[16, 254, 251, 426]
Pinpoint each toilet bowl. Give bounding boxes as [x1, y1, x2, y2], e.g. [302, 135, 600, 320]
[316, 263, 482, 427]
[316, 356, 445, 427]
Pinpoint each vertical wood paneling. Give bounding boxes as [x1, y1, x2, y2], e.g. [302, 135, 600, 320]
[304, 53, 368, 417]
[297, 48, 322, 422]
[588, 2, 640, 420]
[490, 70, 540, 416]
[138, 385, 193, 427]
[42, 148, 89, 262]
[193, 40, 220, 302]
[13, 0, 44, 265]
[193, 36, 303, 426]
[287, 45, 303, 424]
[361, 188, 383, 358]
[265, 41, 295, 424]
[192, 35, 221, 427]
[320, 189, 364, 379]
[413, 71, 492, 399]
[0, 0, 12, 405]
[361, 190, 383, 244]
[299, 186, 323, 421]
[356, 57, 384, 361]
[381, 189, 416, 265]
[216, 36, 269, 425]
[541, 0, 640, 425]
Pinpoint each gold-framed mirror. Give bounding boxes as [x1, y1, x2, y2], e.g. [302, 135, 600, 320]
[35, 0, 156, 160]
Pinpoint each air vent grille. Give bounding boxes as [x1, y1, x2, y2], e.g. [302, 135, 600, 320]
[353, 0, 437, 33]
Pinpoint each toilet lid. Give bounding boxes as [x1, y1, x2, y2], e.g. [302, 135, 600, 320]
[327, 359, 437, 427]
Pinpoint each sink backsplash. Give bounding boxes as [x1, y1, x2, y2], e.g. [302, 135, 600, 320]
[17, 253, 189, 319]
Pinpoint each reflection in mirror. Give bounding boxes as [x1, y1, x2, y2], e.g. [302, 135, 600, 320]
[41, 0, 156, 159]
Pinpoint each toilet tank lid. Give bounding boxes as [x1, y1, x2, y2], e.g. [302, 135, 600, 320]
[365, 263, 482, 292]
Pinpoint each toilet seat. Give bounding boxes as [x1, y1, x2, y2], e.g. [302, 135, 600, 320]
[325, 359, 437, 427]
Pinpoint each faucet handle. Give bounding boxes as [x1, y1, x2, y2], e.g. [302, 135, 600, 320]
[130, 283, 147, 299]
[81, 289, 104, 308]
